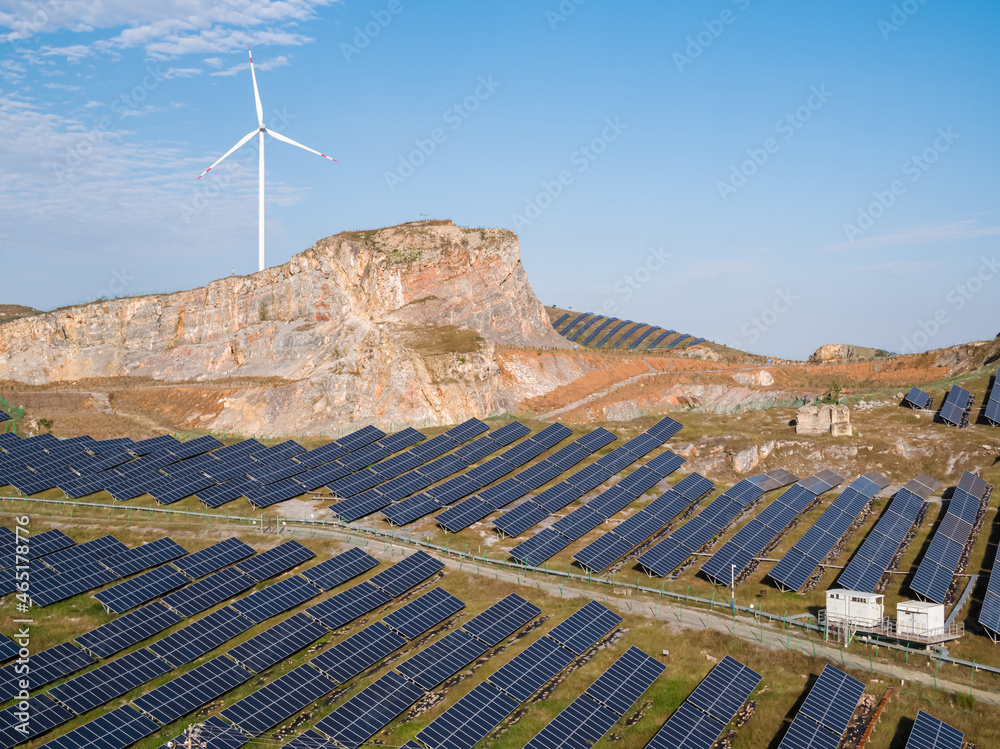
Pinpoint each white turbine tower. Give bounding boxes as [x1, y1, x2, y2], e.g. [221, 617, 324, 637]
[197, 46, 336, 272]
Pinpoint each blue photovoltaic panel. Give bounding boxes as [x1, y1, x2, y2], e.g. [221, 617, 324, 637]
[629, 326, 661, 350]
[99, 537, 187, 577]
[508, 528, 571, 567]
[0, 695, 73, 748]
[148, 605, 254, 666]
[488, 635, 575, 701]
[611, 322, 645, 348]
[939, 385, 973, 427]
[905, 710, 964, 749]
[778, 715, 842, 749]
[299, 546, 379, 591]
[367, 550, 443, 596]
[220, 664, 337, 737]
[305, 582, 392, 630]
[226, 612, 328, 673]
[560, 312, 593, 335]
[0, 641, 96, 697]
[310, 621, 406, 684]
[570, 315, 603, 341]
[584, 646, 665, 716]
[686, 656, 762, 725]
[596, 319, 632, 347]
[551, 312, 570, 329]
[75, 602, 182, 659]
[547, 601, 622, 655]
[797, 665, 865, 735]
[172, 536, 255, 579]
[34, 704, 157, 749]
[94, 564, 191, 613]
[382, 586, 465, 640]
[583, 317, 618, 346]
[338, 425, 388, 452]
[48, 647, 172, 715]
[0, 636, 17, 663]
[645, 700, 726, 749]
[161, 566, 256, 617]
[284, 731, 338, 749]
[131, 655, 251, 725]
[436, 496, 494, 532]
[666, 334, 693, 349]
[396, 628, 488, 689]
[313, 669, 425, 749]
[234, 539, 316, 582]
[416, 682, 519, 749]
[229, 574, 320, 623]
[463, 593, 541, 646]
[523, 694, 619, 749]
[903, 388, 934, 410]
[382, 494, 443, 525]
[493, 500, 551, 537]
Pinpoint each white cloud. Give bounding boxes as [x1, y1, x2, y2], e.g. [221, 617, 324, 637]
[43, 82, 82, 91]
[849, 261, 937, 277]
[0, 1, 340, 59]
[210, 54, 288, 76]
[40, 44, 93, 62]
[820, 220, 1000, 252]
[163, 67, 203, 79]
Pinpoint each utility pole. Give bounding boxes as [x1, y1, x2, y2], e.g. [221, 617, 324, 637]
[166, 725, 206, 749]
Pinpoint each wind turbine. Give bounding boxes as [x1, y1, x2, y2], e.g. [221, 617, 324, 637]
[197, 46, 336, 272]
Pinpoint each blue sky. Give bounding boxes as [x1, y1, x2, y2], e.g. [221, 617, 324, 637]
[1, 0, 997, 360]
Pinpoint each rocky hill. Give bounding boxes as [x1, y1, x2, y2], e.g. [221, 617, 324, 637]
[0, 221, 583, 435]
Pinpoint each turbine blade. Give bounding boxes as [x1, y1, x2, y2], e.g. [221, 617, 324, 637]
[248, 45, 264, 127]
[266, 128, 337, 162]
[196, 129, 258, 179]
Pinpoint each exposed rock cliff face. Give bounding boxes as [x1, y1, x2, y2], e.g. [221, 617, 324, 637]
[0, 221, 576, 435]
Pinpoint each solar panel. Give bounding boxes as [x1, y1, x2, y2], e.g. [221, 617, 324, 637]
[798, 665, 865, 735]
[417, 681, 520, 749]
[297, 440, 349, 468]
[161, 566, 256, 617]
[157, 716, 249, 749]
[593, 447, 641, 474]
[777, 713, 842, 749]
[383, 493, 444, 525]
[508, 528, 572, 567]
[523, 693, 620, 749]
[0, 636, 17, 663]
[436, 497, 494, 532]
[382, 586, 465, 639]
[41, 535, 128, 571]
[0, 642, 92, 701]
[48, 647, 172, 715]
[299, 546, 379, 591]
[574, 531, 640, 573]
[534, 481, 586, 512]
[253, 439, 306, 464]
[452, 436, 503, 465]
[550, 505, 604, 540]
[313, 669, 425, 749]
[337, 425, 387, 452]
[94, 564, 191, 614]
[230, 574, 320, 623]
[305, 581, 392, 629]
[221, 663, 337, 736]
[905, 709, 964, 749]
[75, 601, 182, 658]
[40, 704, 161, 749]
[99, 537, 188, 577]
[132, 654, 251, 724]
[902, 387, 934, 410]
[234, 539, 316, 582]
[367, 550, 443, 596]
[378, 427, 426, 454]
[0, 695, 70, 747]
[478, 478, 530, 509]
[226, 612, 329, 672]
[486, 636, 571, 701]
[148, 605, 254, 666]
[585, 646, 665, 716]
[396, 628, 489, 689]
[172, 536, 255, 579]
[531, 422, 574, 448]
[686, 655, 763, 724]
[547, 601, 622, 655]
[310, 621, 406, 683]
[939, 385, 973, 427]
[29, 562, 120, 607]
[446, 417, 490, 443]
[645, 700, 725, 749]
[463, 593, 541, 646]
[22, 528, 75, 560]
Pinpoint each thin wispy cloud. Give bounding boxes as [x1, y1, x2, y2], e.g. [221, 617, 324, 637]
[849, 261, 937, 277]
[210, 55, 289, 77]
[820, 220, 1000, 252]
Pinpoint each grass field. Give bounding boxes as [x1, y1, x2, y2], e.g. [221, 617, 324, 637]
[1, 517, 999, 749]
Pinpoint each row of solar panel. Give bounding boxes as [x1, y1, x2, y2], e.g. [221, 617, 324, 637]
[911, 471, 991, 604]
[573, 472, 715, 572]
[776, 664, 866, 749]
[0, 419, 449, 508]
[432, 425, 622, 533]
[701, 470, 844, 586]
[551, 311, 706, 351]
[338, 421, 581, 525]
[986, 370, 1000, 427]
[489, 417, 684, 540]
[636, 469, 799, 578]
[506, 449, 690, 568]
[2, 550, 444, 749]
[835, 474, 942, 593]
[769, 472, 890, 592]
[905, 382, 993, 430]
